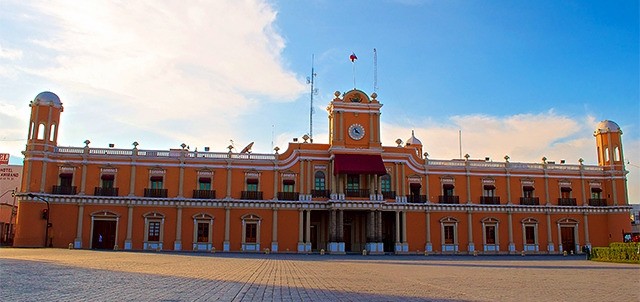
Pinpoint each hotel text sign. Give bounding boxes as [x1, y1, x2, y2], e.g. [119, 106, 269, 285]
[0, 167, 19, 180]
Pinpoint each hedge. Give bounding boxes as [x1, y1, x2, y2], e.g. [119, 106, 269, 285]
[590, 242, 640, 264]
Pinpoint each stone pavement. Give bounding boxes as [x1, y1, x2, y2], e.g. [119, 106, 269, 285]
[0, 248, 638, 302]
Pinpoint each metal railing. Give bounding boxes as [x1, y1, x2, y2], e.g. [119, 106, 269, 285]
[241, 191, 263, 200]
[588, 198, 607, 206]
[144, 188, 168, 198]
[192, 190, 216, 199]
[311, 189, 330, 198]
[558, 198, 577, 206]
[345, 189, 370, 198]
[52, 185, 77, 195]
[277, 192, 299, 201]
[407, 195, 427, 203]
[520, 197, 540, 205]
[94, 187, 119, 196]
[438, 195, 460, 204]
[480, 196, 501, 205]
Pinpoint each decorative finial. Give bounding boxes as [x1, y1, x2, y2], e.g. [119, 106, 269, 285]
[302, 134, 310, 143]
[84, 140, 90, 147]
[578, 158, 584, 165]
[504, 155, 510, 162]
[424, 152, 429, 158]
[395, 138, 403, 147]
[464, 154, 470, 160]
[542, 156, 547, 163]
[274, 146, 280, 154]
[371, 92, 377, 100]
[180, 143, 187, 149]
[132, 141, 139, 149]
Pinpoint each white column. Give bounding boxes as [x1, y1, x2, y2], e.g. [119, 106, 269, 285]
[174, 206, 182, 251]
[546, 212, 554, 252]
[225, 167, 232, 199]
[128, 164, 136, 196]
[507, 211, 515, 253]
[305, 210, 311, 251]
[467, 211, 474, 252]
[124, 205, 133, 250]
[223, 207, 230, 251]
[271, 208, 278, 252]
[425, 210, 432, 252]
[178, 163, 184, 198]
[583, 213, 590, 248]
[74, 204, 84, 248]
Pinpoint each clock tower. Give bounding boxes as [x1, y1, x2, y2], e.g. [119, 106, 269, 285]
[327, 89, 383, 151]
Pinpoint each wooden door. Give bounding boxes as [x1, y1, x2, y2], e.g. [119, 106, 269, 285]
[561, 226, 575, 254]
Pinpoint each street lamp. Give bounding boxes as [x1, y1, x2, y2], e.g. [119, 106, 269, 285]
[27, 193, 51, 247]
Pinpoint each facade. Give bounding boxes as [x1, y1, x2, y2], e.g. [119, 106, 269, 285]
[0, 161, 21, 245]
[14, 90, 632, 254]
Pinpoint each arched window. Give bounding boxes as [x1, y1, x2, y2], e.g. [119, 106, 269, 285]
[29, 122, 34, 139]
[380, 174, 391, 192]
[614, 146, 620, 161]
[49, 124, 56, 142]
[314, 171, 325, 190]
[37, 123, 45, 140]
[604, 147, 609, 162]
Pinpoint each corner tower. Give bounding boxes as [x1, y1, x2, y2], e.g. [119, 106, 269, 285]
[27, 91, 63, 152]
[594, 120, 624, 170]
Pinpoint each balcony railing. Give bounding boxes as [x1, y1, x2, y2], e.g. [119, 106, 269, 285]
[407, 195, 427, 203]
[94, 187, 119, 196]
[588, 198, 607, 206]
[558, 198, 577, 206]
[241, 191, 263, 200]
[438, 195, 460, 204]
[52, 185, 77, 195]
[520, 197, 540, 205]
[193, 190, 216, 199]
[144, 188, 168, 198]
[311, 189, 330, 198]
[345, 189, 370, 198]
[277, 192, 300, 201]
[382, 191, 396, 200]
[480, 196, 501, 205]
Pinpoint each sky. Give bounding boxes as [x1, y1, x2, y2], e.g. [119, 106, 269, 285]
[0, 0, 638, 203]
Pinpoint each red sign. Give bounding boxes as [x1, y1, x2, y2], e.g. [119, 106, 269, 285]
[0, 153, 8, 165]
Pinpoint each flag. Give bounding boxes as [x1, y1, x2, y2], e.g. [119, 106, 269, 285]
[349, 52, 357, 62]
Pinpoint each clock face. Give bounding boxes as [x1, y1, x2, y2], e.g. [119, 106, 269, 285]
[348, 124, 365, 140]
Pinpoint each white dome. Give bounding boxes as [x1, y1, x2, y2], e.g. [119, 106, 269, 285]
[595, 120, 621, 134]
[406, 130, 422, 146]
[32, 91, 62, 108]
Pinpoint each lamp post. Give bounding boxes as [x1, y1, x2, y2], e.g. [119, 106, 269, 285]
[27, 193, 51, 247]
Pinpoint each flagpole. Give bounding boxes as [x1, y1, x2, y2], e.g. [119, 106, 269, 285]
[352, 62, 356, 89]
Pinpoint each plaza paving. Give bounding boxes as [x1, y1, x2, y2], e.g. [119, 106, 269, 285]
[0, 248, 638, 301]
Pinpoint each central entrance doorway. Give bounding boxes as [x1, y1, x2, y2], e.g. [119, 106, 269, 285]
[92, 220, 116, 250]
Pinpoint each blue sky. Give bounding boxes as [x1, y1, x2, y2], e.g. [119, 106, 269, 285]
[0, 0, 638, 202]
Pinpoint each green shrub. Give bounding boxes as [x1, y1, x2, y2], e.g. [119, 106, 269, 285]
[591, 242, 640, 264]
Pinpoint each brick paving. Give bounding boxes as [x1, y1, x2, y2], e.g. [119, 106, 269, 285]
[1, 248, 638, 301]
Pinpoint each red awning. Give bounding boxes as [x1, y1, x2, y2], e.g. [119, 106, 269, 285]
[150, 176, 163, 181]
[283, 179, 295, 185]
[483, 185, 495, 190]
[59, 173, 73, 178]
[246, 178, 259, 184]
[561, 187, 572, 192]
[443, 184, 455, 190]
[333, 154, 387, 176]
[198, 177, 211, 183]
[409, 183, 421, 189]
[101, 174, 115, 181]
[523, 186, 535, 191]
[591, 187, 602, 193]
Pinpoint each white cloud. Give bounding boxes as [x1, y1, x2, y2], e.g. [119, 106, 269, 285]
[14, 0, 305, 151]
[0, 44, 23, 60]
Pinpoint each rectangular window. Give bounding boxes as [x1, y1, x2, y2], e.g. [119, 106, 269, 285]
[148, 221, 160, 241]
[444, 225, 454, 244]
[245, 223, 257, 243]
[197, 222, 209, 243]
[346, 175, 359, 190]
[102, 179, 114, 189]
[60, 174, 73, 187]
[150, 176, 163, 189]
[246, 183, 258, 192]
[381, 177, 391, 192]
[523, 187, 534, 198]
[525, 226, 535, 244]
[443, 185, 454, 197]
[199, 182, 211, 190]
[485, 225, 496, 244]
[283, 184, 294, 192]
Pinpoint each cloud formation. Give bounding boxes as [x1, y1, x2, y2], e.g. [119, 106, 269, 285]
[12, 0, 305, 150]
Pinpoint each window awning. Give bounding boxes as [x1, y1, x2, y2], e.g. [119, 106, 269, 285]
[443, 184, 455, 190]
[101, 174, 115, 181]
[150, 176, 163, 181]
[283, 179, 295, 185]
[198, 177, 211, 183]
[333, 154, 387, 176]
[246, 178, 259, 184]
[59, 173, 73, 178]
[523, 186, 535, 191]
[561, 187, 572, 192]
[483, 185, 495, 190]
[591, 187, 602, 193]
[409, 183, 421, 189]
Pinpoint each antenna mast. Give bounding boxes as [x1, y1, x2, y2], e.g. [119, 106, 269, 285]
[373, 48, 378, 93]
[307, 55, 318, 140]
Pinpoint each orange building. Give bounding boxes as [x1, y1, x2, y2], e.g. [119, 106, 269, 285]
[14, 90, 632, 254]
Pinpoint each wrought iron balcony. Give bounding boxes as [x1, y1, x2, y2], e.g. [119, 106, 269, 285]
[480, 196, 501, 205]
[382, 191, 396, 200]
[438, 195, 460, 204]
[588, 198, 607, 206]
[94, 187, 119, 196]
[345, 189, 370, 198]
[407, 195, 427, 203]
[52, 185, 77, 195]
[144, 188, 168, 198]
[558, 198, 577, 206]
[311, 189, 330, 198]
[277, 192, 299, 201]
[241, 191, 263, 200]
[193, 190, 216, 199]
[520, 197, 540, 205]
